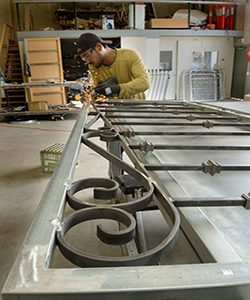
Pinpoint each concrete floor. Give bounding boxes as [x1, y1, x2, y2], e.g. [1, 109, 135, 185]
[0, 113, 187, 299]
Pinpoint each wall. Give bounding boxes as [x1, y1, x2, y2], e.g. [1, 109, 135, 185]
[121, 36, 147, 64]
[177, 36, 234, 99]
[0, 0, 12, 34]
[119, 35, 234, 100]
[15, 2, 60, 31]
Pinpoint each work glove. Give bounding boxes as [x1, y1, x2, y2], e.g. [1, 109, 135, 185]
[95, 77, 120, 96]
[95, 84, 120, 96]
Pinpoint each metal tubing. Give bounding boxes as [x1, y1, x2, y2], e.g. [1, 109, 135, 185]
[106, 115, 238, 121]
[173, 197, 246, 207]
[120, 131, 250, 136]
[130, 145, 250, 151]
[145, 164, 250, 171]
[111, 121, 250, 127]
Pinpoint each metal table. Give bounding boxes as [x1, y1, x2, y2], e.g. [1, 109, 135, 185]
[2, 99, 250, 300]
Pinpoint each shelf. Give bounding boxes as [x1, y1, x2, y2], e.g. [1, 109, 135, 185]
[55, 9, 118, 14]
[13, 0, 245, 5]
[17, 29, 244, 41]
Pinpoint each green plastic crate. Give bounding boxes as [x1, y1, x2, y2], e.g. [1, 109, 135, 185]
[40, 143, 76, 173]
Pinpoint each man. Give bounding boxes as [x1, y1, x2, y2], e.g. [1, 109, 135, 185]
[76, 33, 150, 99]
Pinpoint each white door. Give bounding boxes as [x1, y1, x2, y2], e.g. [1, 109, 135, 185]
[159, 38, 177, 100]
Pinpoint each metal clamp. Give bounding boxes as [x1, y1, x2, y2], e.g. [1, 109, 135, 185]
[172, 109, 180, 115]
[203, 120, 214, 128]
[242, 192, 250, 210]
[123, 129, 135, 138]
[160, 105, 168, 111]
[51, 217, 62, 232]
[186, 114, 196, 121]
[139, 141, 154, 153]
[202, 160, 221, 176]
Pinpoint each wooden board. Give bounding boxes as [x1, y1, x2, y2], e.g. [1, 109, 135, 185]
[29, 51, 59, 63]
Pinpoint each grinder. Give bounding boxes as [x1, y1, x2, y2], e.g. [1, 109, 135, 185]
[90, 77, 117, 98]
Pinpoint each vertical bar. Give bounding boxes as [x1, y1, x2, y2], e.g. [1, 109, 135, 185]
[16, 4, 21, 31]
[136, 211, 147, 253]
[188, 3, 191, 29]
[10, 26, 14, 41]
[74, 2, 78, 30]
[5, 90, 10, 108]
[107, 140, 122, 178]
[133, 2, 136, 29]
[25, 5, 30, 31]
[233, 4, 237, 30]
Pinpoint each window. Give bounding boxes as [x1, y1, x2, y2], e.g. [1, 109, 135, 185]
[160, 51, 172, 71]
[192, 51, 218, 70]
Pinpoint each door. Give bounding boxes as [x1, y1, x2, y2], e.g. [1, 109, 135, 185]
[231, 45, 249, 99]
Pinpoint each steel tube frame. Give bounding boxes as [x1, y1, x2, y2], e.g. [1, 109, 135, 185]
[145, 164, 250, 171]
[3, 99, 250, 300]
[106, 115, 238, 120]
[120, 131, 250, 136]
[111, 121, 250, 127]
[130, 144, 250, 150]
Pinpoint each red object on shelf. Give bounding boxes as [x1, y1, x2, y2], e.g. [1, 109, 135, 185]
[207, 24, 216, 30]
[215, 5, 219, 28]
[209, 5, 213, 24]
[230, 0, 235, 30]
[221, 1, 225, 29]
[217, 5, 222, 29]
[225, 3, 230, 29]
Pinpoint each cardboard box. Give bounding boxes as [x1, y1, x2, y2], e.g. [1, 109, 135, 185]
[145, 18, 188, 29]
[244, 94, 250, 101]
[28, 101, 48, 111]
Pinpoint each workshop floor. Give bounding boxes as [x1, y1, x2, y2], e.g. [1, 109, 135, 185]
[0, 113, 187, 299]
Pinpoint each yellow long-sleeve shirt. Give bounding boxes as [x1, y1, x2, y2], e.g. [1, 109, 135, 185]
[89, 48, 150, 99]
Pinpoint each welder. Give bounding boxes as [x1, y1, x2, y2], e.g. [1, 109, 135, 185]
[76, 33, 150, 99]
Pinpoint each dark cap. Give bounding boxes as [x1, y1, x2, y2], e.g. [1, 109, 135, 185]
[76, 33, 112, 55]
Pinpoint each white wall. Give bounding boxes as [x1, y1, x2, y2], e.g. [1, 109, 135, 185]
[146, 38, 159, 69]
[177, 36, 234, 99]
[121, 36, 147, 64]
[122, 35, 234, 100]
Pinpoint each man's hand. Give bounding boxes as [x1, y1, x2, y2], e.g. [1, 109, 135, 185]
[95, 83, 120, 96]
[94, 77, 120, 97]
